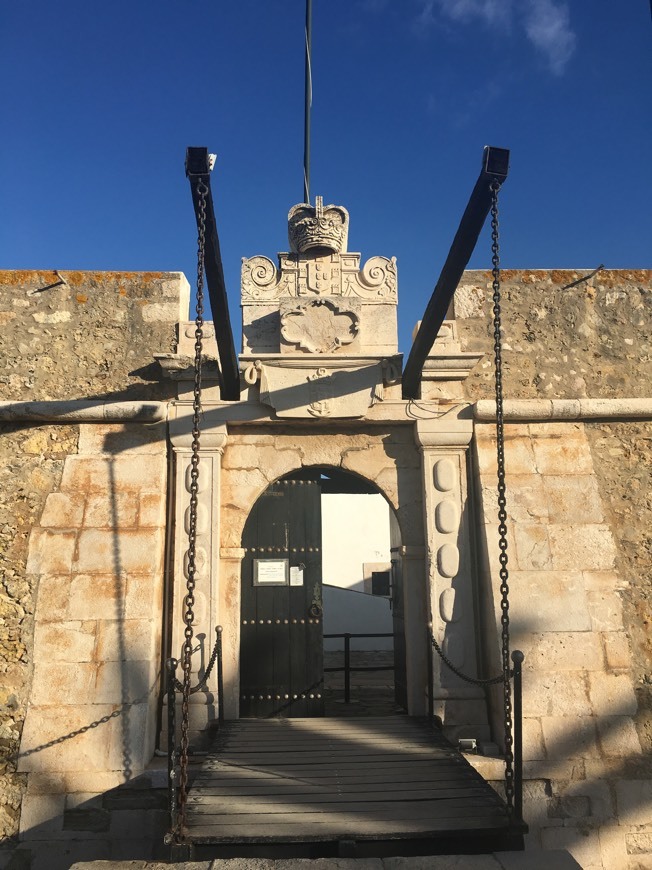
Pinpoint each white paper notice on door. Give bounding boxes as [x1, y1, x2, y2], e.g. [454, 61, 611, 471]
[290, 566, 304, 586]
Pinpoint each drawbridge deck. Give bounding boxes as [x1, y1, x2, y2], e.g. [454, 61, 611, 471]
[185, 716, 525, 858]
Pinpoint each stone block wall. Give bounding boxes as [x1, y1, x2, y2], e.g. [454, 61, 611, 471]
[16, 422, 168, 854]
[457, 270, 652, 869]
[0, 271, 184, 854]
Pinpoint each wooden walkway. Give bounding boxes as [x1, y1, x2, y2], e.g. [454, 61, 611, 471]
[186, 717, 524, 857]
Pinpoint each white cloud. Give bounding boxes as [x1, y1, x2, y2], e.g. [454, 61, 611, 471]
[522, 0, 576, 76]
[414, 0, 576, 75]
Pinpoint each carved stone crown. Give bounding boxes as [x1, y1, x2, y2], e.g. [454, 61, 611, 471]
[288, 196, 349, 254]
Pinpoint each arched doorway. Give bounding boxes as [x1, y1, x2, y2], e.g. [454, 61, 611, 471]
[239, 466, 406, 718]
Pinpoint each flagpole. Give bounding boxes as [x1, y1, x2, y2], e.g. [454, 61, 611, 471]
[303, 0, 312, 204]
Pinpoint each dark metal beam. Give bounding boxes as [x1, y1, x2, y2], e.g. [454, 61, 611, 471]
[401, 146, 510, 400]
[185, 147, 241, 401]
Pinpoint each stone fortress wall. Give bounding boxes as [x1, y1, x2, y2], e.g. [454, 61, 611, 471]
[0, 265, 650, 869]
[454, 269, 652, 867]
[0, 271, 187, 853]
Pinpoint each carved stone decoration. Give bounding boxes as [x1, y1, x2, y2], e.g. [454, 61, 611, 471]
[288, 196, 349, 254]
[344, 256, 398, 300]
[241, 256, 287, 300]
[255, 360, 383, 418]
[433, 458, 457, 492]
[280, 298, 360, 354]
[307, 368, 333, 417]
[241, 252, 398, 302]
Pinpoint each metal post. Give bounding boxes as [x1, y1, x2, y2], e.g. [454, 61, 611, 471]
[165, 658, 178, 841]
[216, 625, 225, 726]
[426, 625, 434, 720]
[511, 650, 525, 823]
[344, 634, 351, 704]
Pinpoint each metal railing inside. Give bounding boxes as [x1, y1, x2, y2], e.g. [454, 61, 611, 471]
[323, 632, 394, 704]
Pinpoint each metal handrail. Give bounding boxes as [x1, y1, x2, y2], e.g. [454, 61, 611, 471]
[427, 625, 525, 827]
[323, 632, 394, 704]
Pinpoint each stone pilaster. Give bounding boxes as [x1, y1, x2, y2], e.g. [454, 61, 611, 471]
[169, 412, 227, 736]
[415, 407, 490, 742]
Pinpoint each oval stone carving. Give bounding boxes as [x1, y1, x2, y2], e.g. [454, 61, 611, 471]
[443, 634, 465, 668]
[433, 458, 456, 492]
[437, 543, 460, 579]
[435, 499, 459, 535]
[185, 463, 209, 494]
[183, 546, 208, 579]
[439, 588, 456, 623]
[185, 503, 208, 535]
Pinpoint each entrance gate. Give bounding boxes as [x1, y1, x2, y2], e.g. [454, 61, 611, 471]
[240, 479, 324, 717]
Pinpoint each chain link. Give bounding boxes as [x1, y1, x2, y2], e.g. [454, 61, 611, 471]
[176, 178, 208, 841]
[491, 179, 515, 818]
[430, 633, 509, 686]
[174, 630, 220, 694]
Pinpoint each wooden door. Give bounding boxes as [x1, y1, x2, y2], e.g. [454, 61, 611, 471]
[390, 511, 408, 711]
[240, 479, 324, 717]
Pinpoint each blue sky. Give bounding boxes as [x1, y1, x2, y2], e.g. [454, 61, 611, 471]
[2, 0, 650, 354]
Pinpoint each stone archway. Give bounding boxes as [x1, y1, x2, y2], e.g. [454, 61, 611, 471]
[214, 425, 427, 721]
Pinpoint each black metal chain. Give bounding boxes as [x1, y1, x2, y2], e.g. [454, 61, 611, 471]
[174, 630, 221, 694]
[491, 180, 514, 818]
[429, 632, 510, 686]
[176, 178, 208, 839]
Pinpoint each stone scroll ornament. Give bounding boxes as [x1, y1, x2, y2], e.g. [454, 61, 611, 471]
[280, 298, 360, 354]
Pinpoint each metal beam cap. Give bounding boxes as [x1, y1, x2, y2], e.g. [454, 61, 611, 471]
[482, 146, 510, 180]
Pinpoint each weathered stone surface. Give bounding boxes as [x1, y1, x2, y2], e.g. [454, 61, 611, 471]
[61, 456, 166, 495]
[75, 529, 164, 574]
[83, 492, 139, 528]
[18, 792, 65, 838]
[507, 572, 591, 635]
[513, 524, 552, 571]
[602, 631, 631, 670]
[77, 422, 167, 456]
[548, 524, 617, 571]
[524, 673, 590, 718]
[67, 575, 123, 619]
[541, 720, 600, 759]
[596, 716, 642, 757]
[95, 620, 157, 663]
[33, 622, 96, 663]
[39, 492, 85, 528]
[505, 474, 550, 523]
[30, 662, 98, 705]
[588, 673, 638, 716]
[542, 474, 604, 524]
[614, 779, 652, 826]
[518, 632, 603, 672]
[18, 704, 113, 771]
[539, 826, 602, 869]
[26, 529, 76, 574]
[531, 434, 594, 476]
